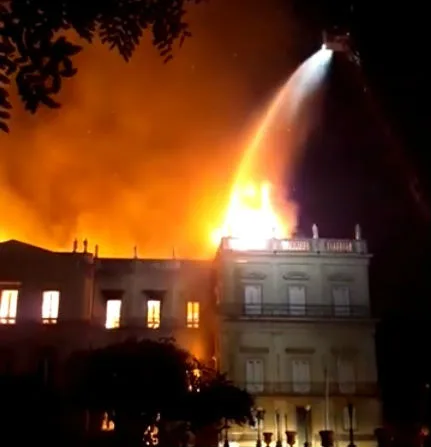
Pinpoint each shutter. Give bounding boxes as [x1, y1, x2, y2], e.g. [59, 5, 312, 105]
[338, 359, 356, 394]
[292, 360, 310, 393]
[332, 286, 350, 316]
[288, 286, 306, 315]
[254, 359, 264, 392]
[244, 285, 262, 315]
[246, 359, 264, 393]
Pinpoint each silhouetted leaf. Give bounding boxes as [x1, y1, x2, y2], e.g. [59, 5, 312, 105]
[0, 0, 200, 132]
[0, 121, 9, 132]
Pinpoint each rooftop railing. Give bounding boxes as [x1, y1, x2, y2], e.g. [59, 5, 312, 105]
[220, 237, 368, 255]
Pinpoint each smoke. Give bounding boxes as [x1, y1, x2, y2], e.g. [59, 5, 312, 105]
[0, 0, 301, 258]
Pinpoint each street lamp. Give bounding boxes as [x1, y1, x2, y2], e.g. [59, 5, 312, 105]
[347, 403, 356, 447]
[275, 409, 282, 447]
[223, 418, 230, 447]
[255, 408, 266, 447]
[304, 405, 311, 447]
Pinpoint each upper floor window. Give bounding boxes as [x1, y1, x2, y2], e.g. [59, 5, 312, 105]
[147, 300, 161, 329]
[332, 285, 351, 316]
[101, 412, 115, 431]
[244, 284, 262, 315]
[42, 290, 60, 324]
[0, 289, 18, 324]
[292, 359, 311, 393]
[186, 301, 200, 328]
[288, 285, 306, 316]
[245, 359, 264, 393]
[105, 299, 121, 329]
[338, 358, 356, 394]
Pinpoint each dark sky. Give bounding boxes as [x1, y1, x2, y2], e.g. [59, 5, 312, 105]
[289, 0, 431, 427]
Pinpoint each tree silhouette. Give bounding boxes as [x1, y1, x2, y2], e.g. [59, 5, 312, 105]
[70, 338, 254, 447]
[0, 0, 201, 132]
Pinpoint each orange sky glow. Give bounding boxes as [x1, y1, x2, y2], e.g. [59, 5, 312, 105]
[0, 0, 305, 259]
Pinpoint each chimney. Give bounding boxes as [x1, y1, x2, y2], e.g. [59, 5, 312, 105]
[94, 244, 99, 258]
[133, 246, 138, 259]
[83, 239, 88, 254]
[354, 223, 362, 240]
[312, 223, 319, 239]
[72, 238, 78, 253]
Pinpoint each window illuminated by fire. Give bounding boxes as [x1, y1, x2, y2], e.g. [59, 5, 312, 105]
[186, 301, 200, 328]
[147, 300, 161, 329]
[101, 412, 114, 431]
[0, 289, 18, 324]
[105, 299, 121, 329]
[42, 291, 60, 324]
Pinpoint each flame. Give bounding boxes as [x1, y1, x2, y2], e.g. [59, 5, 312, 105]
[211, 73, 301, 250]
[212, 181, 286, 249]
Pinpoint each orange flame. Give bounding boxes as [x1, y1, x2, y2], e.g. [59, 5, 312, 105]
[212, 181, 287, 249]
[212, 75, 300, 250]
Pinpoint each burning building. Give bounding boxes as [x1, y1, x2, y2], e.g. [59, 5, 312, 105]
[0, 221, 380, 446]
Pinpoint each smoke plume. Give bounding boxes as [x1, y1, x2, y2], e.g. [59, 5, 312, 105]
[0, 0, 300, 258]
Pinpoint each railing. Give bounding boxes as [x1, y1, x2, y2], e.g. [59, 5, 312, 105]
[237, 381, 378, 396]
[219, 303, 370, 319]
[220, 237, 368, 254]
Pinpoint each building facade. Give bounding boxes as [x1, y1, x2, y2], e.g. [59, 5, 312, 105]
[0, 239, 214, 377]
[215, 232, 380, 447]
[0, 229, 381, 446]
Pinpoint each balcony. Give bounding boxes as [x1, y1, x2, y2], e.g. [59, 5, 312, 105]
[219, 303, 370, 320]
[238, 381, 378, 397]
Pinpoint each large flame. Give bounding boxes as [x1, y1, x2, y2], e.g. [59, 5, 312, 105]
[213, 180, 287, 250]
[212, 46, 333, 250]
[212, 73, 301, 250]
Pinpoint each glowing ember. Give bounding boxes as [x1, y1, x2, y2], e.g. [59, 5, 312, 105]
[212, 180, 286, 250]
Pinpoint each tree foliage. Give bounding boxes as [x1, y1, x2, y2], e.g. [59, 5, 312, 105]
[69, 338, 254, 446]
[0, 0, 201, 132]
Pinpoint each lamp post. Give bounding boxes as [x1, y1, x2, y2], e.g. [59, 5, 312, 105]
[223, 418, 229, 447]
[347, 403, 356, 447]
[304, 405, 311, 447]
[275, 410, 282, 447]
[256, 408, 266, 447]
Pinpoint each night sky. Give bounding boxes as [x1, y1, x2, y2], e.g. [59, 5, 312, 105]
[289, 0, 431, 430]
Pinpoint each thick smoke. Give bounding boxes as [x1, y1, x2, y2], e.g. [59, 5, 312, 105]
[0, 0, 299, 258]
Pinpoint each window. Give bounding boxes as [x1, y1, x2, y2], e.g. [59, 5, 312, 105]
[292, 359, 311, 393]
[105, 299, 121, 329]
[338, 358, 356, 394]
[147, 300, 161, 328]
[245, 359, 264, 393]
[101, 412, 115, 431]
[244, 284, 262, 315]
[332, 286, 351, 316]
[342, 405, 357, 431]
[42, 290, 60, 324]
[288, 285, 306, 316]
[0, 289, 18, 324]
[186, 301, 200, 328]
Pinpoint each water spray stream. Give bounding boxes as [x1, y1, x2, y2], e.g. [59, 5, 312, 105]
[217, 47, 333, 248]
[237, 47, 333, 183]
